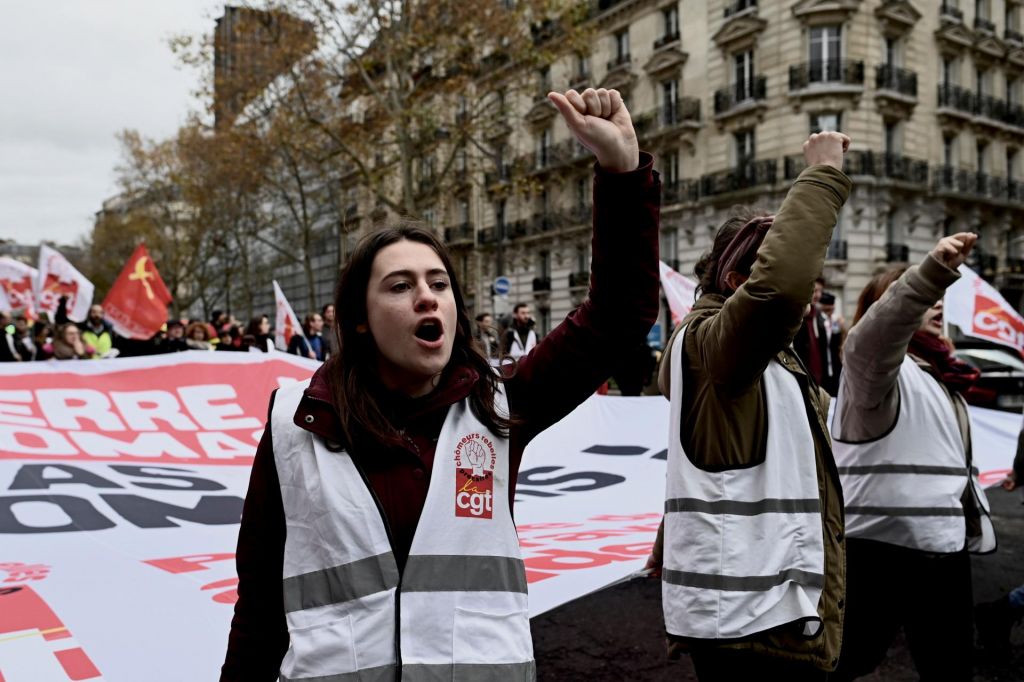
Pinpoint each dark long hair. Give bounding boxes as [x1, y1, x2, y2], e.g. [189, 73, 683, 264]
[852, 267, 907, 326]
[694, 205, 773, 297]
[325, 221, 510, 449]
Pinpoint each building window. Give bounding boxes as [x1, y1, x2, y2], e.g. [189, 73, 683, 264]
[536, 127, 552, 167]
[663, 150, 679, 185]
[1008, 77, 1019, 106]
[976, 0, 989, 20]
[880, 122, 897, 154]
[423, 207, 436, 228]
[977, 142, 988, 173]
[576, 53, 590, 80]
[538, 250, 551, 279]
[457, 199, 470, 225]
[884, 36, 899, 66]
[539, 307, 551, 337]
[942, 57, 956, 87]
[733, 50, 754, 100]
[537, 66, 551, 95]
[810, 112, 841, 133]
[976, 68, 988, 98]
[1009, 3, 1021, 31]
[663, 5, 679, 39]
[575, 176, 588, 209]
[614, 29, 630, 61]
[576, 244, 589, 273]
[1008, 148, 1018, 182]
[660, 229, 679, 268]
[662, 79, 679, 124]
[943, 135, 956, 167]
[809, 25, 842, 81]
[734, 128, 755, 167]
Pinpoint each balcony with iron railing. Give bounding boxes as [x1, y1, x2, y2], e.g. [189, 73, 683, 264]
[478, 227, 500, 245]
[662, 179, 700, 204]
[876, 64, 918, 99]
[885, 243, 910, 263]
[789, 60, 864, 92]
[846, 151, 930, 184]
[937, 83, 975, 117]
[723, 0, 757, 18]
[532, 277, 552, 292]
[940, 2, 963, 23]
[1007, 28, 1024, 45]
[974, 16, 996, 34]
[607, 53, 631, 72]
[826, 240, 848, 261]
[700, 159, 777, 196]
[714, 75, 767, 115]
[444, 223, 474, 244]
[568, 271, 590, 288]
[484, 162, 513, 187]
[653, 31, 681, 50]
[505, 220, 529, 240]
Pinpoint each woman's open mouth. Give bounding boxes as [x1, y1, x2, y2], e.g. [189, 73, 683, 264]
[414, 319, 444, 348]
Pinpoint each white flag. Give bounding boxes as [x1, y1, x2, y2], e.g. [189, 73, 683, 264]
[659, 260, 698, 326]
[944, 264, 1024, 353]
[0, 257, 39, 320]
[273, 280, 305, 352]
[36, 245, 94, 323]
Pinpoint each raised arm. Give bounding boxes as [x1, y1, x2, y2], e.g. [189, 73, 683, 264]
[693, 133, 851, 393]
[836, 233, 976, 441]
[505, 88, 659, 441]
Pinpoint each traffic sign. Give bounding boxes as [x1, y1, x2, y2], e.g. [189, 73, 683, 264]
[493, 276, 511, 296]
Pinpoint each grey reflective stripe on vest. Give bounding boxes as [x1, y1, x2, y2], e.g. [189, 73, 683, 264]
[663, 567, 826, 592]
[402, 555, 528, 594]
[846, 506, 965, 517]
[665, 497, 821, 515]
[280, 663, 396, 682]
[403, 661, 537, 682]
[282, 553, 400, 613]
[838, 464, 968, 476]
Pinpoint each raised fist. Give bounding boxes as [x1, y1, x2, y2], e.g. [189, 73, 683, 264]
[465, 441, 487, 477]
[803, 132, 851, 171]
[930, 232, 978, 270]
[548, 88, 639, 173]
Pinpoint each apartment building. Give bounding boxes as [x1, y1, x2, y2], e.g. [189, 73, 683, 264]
[429, 0, 1023, 339]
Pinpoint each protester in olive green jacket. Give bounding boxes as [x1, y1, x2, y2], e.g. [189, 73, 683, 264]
[654, 132, 851, 681]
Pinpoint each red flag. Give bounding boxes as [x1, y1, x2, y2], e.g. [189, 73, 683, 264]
[102, 244, 173, 340]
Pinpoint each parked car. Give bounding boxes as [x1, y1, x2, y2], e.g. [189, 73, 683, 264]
[953, 341, 1024, 413]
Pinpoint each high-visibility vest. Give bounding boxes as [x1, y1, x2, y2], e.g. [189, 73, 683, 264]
[662, 332, 826, 640]
[832, 356, 996, 554]
[271, 381, 534, 681]
[508, 330, 537, 359]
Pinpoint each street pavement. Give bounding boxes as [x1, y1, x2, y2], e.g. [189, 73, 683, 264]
[532, 488, 1024, 681]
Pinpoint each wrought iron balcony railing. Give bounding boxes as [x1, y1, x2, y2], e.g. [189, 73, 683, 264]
[940, 2, 963, 22]
[937, 83, 975, 114]
[444, 223, 474, 244]
[724, 0, 757, 18]
[654, 32, 680, 50]
[714, 75, 767, 114]
[876, 64, 917, 97]
[789, 60, 864, 90]
[885, 243, 910, 263]
[532, 277, 552, 292]
[974, 16, 996, 34]
[827, 240, 848, 261]
[700, 159, 777, 196]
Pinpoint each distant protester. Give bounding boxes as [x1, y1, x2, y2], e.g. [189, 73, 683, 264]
[51, 323, 93, 360]
[245, 315, 274, 353]
[185, 321, 214, 351]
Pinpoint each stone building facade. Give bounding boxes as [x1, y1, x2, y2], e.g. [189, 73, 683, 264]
[442, 0, 1024, 340]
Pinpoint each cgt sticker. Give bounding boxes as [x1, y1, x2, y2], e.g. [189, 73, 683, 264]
[454, 433, 496, 519]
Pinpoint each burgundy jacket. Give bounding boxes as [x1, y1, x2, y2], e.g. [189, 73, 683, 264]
[221, 154, 661, 680]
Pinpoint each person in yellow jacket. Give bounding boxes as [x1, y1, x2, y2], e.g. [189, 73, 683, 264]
[80, 305, 114, 358]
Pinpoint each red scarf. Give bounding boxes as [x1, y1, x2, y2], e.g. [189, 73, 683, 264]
[907, 331, 980, 394]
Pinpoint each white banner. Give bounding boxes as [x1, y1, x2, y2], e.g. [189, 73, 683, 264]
[0, 257, 39, 320]
[945, 264, 1024, 353]
[0, 354, 1018, 681]
[273, 280, 304, 352]
[659, 260, 697, 325]
[36, 246, 94, 323]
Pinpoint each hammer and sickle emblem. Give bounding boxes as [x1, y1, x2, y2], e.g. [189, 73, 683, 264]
[129, 256, 155, 299]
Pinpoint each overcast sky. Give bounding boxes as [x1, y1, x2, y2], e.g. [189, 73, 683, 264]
[0, 1, 222, 247]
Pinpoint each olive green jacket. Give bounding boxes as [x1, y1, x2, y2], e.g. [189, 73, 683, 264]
[656, 164, 851, 671]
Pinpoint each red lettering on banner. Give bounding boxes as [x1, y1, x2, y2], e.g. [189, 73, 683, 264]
[516, 522, 582, 532]
[537, 530, 633, 542]
[144, 553, 235, 574]
[979, 468, 1011, 487]
[600, 542, 654, 557]
[0, 358, 314, 465]
[587, 513, 660, 522]
[201, 578, 240, 604]
[524, 549, 635, 571]
[525, 569, 558, 584]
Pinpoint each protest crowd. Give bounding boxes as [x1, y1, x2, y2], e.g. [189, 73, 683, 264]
[2, 86, 1023, 682]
